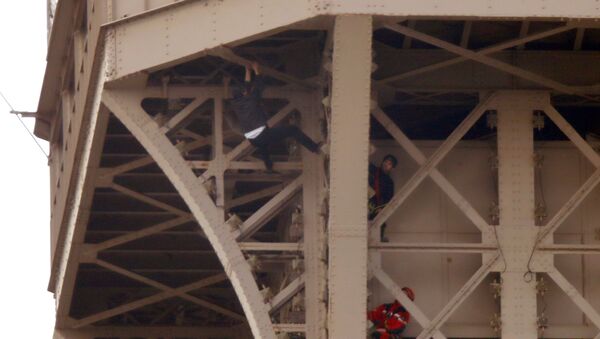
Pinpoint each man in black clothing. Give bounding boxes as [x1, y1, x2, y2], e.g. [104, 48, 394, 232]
[369, 154, 397, 242]
[225, 62, 320, 171]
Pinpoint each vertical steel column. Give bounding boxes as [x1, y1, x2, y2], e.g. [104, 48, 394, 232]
[496, 92, 542, 338]
[301, 93, 328, 339]
[213, 96, 225, 208]
[328, 15, 372, 339]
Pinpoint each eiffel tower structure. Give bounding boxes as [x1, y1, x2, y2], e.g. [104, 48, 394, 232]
[36, 1, 600, 338]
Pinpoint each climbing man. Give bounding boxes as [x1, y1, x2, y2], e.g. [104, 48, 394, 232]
[224, 61, 321, 171]
[369, 154, 398, 242]
[367, 287, 415, 339]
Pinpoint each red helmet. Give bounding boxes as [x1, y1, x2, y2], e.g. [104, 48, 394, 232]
[402, 287, 415, 301]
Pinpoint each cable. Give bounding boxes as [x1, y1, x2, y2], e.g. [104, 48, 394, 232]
[524, 154, 546, 282]
[0, 90, 49, 159]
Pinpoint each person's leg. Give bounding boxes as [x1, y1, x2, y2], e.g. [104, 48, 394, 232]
[249, 137, 273, 171]
[380, 222, 389, 242]
[266, 125, 319, 153]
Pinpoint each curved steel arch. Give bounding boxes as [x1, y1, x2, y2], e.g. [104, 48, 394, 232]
[101, 87, 277, 339]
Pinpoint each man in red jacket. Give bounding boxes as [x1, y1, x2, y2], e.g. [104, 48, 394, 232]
[367, 287, 415, 339]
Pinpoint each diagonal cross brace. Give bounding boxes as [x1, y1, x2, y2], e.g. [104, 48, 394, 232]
[378, 23, 575, 84]
[384, 23, 595, 100]
[92, 216, 193, 253]
[235, 176, 303, 241]
[95, 259, 245, 321]
[372, 266, 446, 339]
[269, 274, 305, 314]
[102, 88, 277, 339]
[71, 271, 229, 328]
[159, 95, 212, 134]
[371, 107, 489, 232]
[372, 94, 496, 229]
[548, 269, 600, 333]
[417, 254, 499, 339]
[538, 105, 600, 241]
[201, 102, 297, 180]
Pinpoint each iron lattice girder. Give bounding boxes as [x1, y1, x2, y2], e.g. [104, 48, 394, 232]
[382, 23, 597, 100]
[101, 88, 278, 339]
[69, 86, 311, 331]
[371, 93, 497, 230]
[103, 0, 600, 81]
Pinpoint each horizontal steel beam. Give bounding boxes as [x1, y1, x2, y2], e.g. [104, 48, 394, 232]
[191, 161, 303, 171]
[273, 323, 306, 333]
[539, 244, 600, 255]
[370, 242, 497, 253]
[326, 0, 600, 19]
[54, 326, 237, 339]
[107, 0, 316, 80]
[239, 242, 303, 252]
[143, 86, 310, 100]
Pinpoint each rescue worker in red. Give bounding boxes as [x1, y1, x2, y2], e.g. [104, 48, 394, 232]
[368, 154, 398, 242]
[367, 287, 415, 339]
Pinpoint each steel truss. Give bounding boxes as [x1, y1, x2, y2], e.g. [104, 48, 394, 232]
[48, 1, 600, 338]
[96, 83, 324, 338]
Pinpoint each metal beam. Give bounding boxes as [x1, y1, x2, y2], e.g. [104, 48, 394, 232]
[371, 94, 495, 230]
[417, 254, 499, 339]
[159, 95, 210, 134]
[460, 21, 472, 48]
[372, 267, 446, 339]
[54, 107, 111, 327]
[55, 326, 237, 339]
[71, 273, 229, 328]
[495, 92, 541, 339]
[377, 23, 575, 85]
[107, 0, 316, 80]
[235, 176, 303, 241]
[273, 323, 306, 333]
[370, 242, 497, 254]
[539, 169, 600, 241]
[574, 28, 585, 51]
[228, 184, 283, 209]
[269, 274, 305, 314]
[534, 104, 600, 240]
[109, 182, 190, 216]
[212, 47, 317, 89]
[371, 107, 490, 233]
[383, 23, 592, 99]
[213, 95, 226, 207]
[91, 215, 193, 252]
[326, 0, 600, 18]
[239, 242, 303, 252]
[300, 91, 328, 339]
[191, 161, 303, 171]
[102, 88, 277, 339]
[327, 15, 372, 338]
[93, 259, 244, 321]
[548, 269, 600, 331]
[543, 105, 600, 168]
[540, 244, 600, 255]
[144, 86, 310, 101]
[516, 21, 530, 50]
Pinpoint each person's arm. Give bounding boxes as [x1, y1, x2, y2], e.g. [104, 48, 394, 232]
[368, 163, 377, 188]
[250, 62, 266, 97]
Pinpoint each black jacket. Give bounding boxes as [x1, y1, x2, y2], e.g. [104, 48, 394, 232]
[369, 163, 394, 207]
[230, 75, 268, 134]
